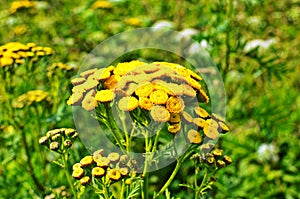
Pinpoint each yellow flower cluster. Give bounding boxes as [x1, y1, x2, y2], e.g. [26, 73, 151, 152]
[13, 90, 51, 108]
[191, 148, 232, 169]
[67, 61, 230, 143]
[0, 42, 53, 67]
[10, 0, 36, 14]
[72, 149, 138, 186]
[90, 0, 113, 10]
[47, 62, 73, 77]
[39, 128, 78, 152]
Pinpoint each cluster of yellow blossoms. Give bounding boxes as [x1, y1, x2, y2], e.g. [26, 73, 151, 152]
[67, 61, 229, 144]
[0, 42, 53, 67]
[90, 0, 113, 10]
[46, 62, 74, 77]
[72, 149, 138, 186]
[13, 90, 51, 108]
[9, 0, 36, 14]
[39, 128, 78, 152]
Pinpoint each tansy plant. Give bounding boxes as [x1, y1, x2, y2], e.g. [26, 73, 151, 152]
[57, 60, 231, 198]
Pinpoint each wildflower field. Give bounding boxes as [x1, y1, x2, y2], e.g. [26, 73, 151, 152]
[0, 0, 299, 198]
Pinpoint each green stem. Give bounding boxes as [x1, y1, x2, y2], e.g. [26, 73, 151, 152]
[155, 145, 196, 198]
[62, 153, 78, 199]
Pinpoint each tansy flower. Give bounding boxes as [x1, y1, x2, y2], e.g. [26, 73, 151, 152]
[72, 163, 82, 171]
[107, 152, 120, 162]
[82, 79, 99, 91]
[118, 96, 139, 111]
[168, 123, 181, 134]
[169, 113, 181, 123]
[95, 156, 110, 167]
[104, 75, 120, 89]
[82, 95, 97, 111]
[212, 149, 223, 157]
[205, 119, 219, 129]
[93, 149, 104, 157]
[150, 105, 170, 122]
[92, 167, 105, 178]
[72, 168, 84, 179]
[119, 167, 130, 176]
[80, 156, 94, 167]
[182, 84, 197, 97]
[217, 160, 226, 168]
[114, 60, 146, 76]
[135, 82, 154, 97]
[182, 111, 193, 123]
[125, 83, 138, 96]
[194, 107, 210, 118]
[80, 176, 91, 186]
[107, 168, 121, 181]
[49, 142, 60, 151]
[124, 17, 142, 26]
[139, 97, 153, 110]
[223, 155, 232, 164]
[80, 68, 97, 78]
[218, 121, 230, 133]
[166, 83, 183, 96]
[187, 129, 202, 144]
[187, 69, 202, 81]
[71, 77, 86, 85]
[149, 90, 168, 105]
[95, 89, 115, 103]
[212, 113, 225, 122]
[186, 77, 201, 91]
[72, 84, 86, 93]
[206, 154, 215, 165]
[199, 89, 209, 103]
[64, 128, 76, 137]
[193, 118, 206, 128]
[203, 125, 219, 139]
[166, 96, 184, 113]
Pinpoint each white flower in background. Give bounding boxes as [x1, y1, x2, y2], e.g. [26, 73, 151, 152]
[188, 40, 212, 55]
[244, 38, 276, 52]
[152, 20, 174, 30]
[176, 28, 199, 41]
[257, 143, 279, 163]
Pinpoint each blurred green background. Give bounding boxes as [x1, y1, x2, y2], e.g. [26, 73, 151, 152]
[0, 0, 299, 198]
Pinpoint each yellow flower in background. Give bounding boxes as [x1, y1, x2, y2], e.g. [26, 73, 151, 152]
[0, 57, 14, 67]
[14, 90, 51, 108]
[10, 1, 36, 14]
[149, 89, 168, 105]
[95, 89, 115, 103]
[166, 96, 184, 113]
[91, 0, 113, 9]
[150, 105, 170, 122]
[118, 96, 139, 111]
[187, 129, 202, 144]
[124, 17, 142, 26]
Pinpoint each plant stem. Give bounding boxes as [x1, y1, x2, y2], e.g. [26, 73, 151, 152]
[62, 152, 78, 199]
[155, 145, 196, 198]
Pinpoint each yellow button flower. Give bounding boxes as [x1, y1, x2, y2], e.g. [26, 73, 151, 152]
[203, 125, 219, 139]
[80, 155, 94, 167]
[95, 89, 115, 103]
[187, 129, 202, 144]
[80, 176, 90, 186]
[193, 118, 206, 128]
[149, 90, 168, 105]
[150, 105, 170, 122]
[182, 111, 193, 123]
[169, 113, 181, 123]
[139, 97, 153, 110]
[107, 152, 120, 162]
[135, 82, 154, 97]
[194, 107, 210, 118]
[72, 168, 84, 179]
[92, 167, 105, 178]
[166, 96, 184, 113]
[168, 123, 181, 134]
[118, 96, 139, 111]
[107, 168, 121, 181]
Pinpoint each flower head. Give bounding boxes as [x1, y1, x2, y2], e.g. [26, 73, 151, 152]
[92, 167, 105, 178]
[187, 129, 202, 144]
[166, 96, 184, 113]
[135, 82, 154, 97]
[80, 156, 94, 167]
[95, 89, 115, 103]
[72, 168, 84, 179]
[150, 105, 170, 122]
[107, 168, 121, 181]
[149, 90, 168, 105]
[118, 96, 139, 111]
